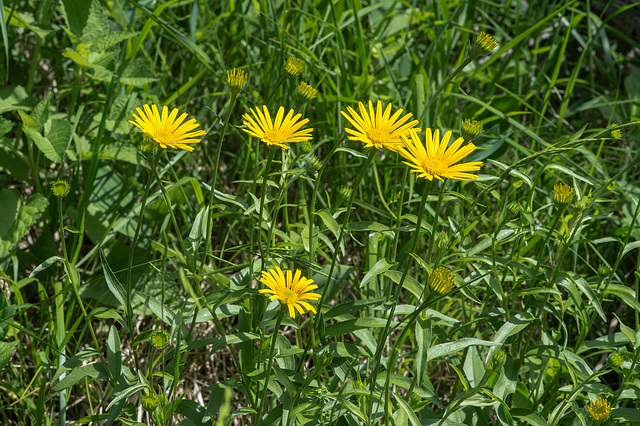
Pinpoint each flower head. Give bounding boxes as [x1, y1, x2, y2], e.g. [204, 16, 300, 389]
[553, 183, 573, 205]
[285, 56, 304, 76]
[461, 119, 483, 142]
[242, 106, 313, 149]
[472, 31, 499, 56]
[141, 393, 159, 411]
[129, 104, 206, 152]
[341, 100, 419, 151]
[299, 82, 318, 100]
[151, 330, 169, 348]
[227, 68, 248, 94]
[398, 128, 483, 181]
[52, 180, 70, 197]
[588, 397, 611, 422]
[259, 267, 320, 318]
[607, 352, 623, 368]
[430, 266, 456, 294]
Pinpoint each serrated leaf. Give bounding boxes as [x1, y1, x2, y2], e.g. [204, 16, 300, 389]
[0, 85, 30, 114]
[100, 250, 128, 309]
[5, 7, 50, 38]
[23, 126, 62, 162]
[29, 255, 64, 278]
[91, 31, 137, 52]
[120, 58, 158, 86]
[0, 117, 12, 137]
[62, 48, 94, 68]
[0, 193, 49, 258]
[0, 341, 18, 371]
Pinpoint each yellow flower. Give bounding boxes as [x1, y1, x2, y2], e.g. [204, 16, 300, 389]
[299, 82, 318, 100]
[398, 128, 483, 181]
[242, 105, 313, 149]
[461, 119, 483, 142]
[553, 183, 573, 205]
[284, 56, 304, 76]
[430, 266, 456, 294]
[259, 267, 320, 318]
[588, 397, 611, 421]
[51, 179, 70, 197]
[227, 68, 248, 93]
[341, 100, 419, 151]
[473, 31, 499, 55]
[129, 104, 206, 152]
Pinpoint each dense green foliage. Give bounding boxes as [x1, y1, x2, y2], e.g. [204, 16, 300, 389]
[1, 0, 639, 424]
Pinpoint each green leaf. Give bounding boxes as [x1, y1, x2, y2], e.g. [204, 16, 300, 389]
[4, 6, 50, 39]
[450, 363, 470, 391]
[622, 241, 640, 258]
[0, 188, 21, 240]
[512, 408, 548, 426]
[427, 338, 501, 362]
[23, 119, 70, 163]
[20, 92, 52, 130]
[62, 47, 94, 68]
[0, 146, 31, 182]
[0, 192, 49, 258]
[120, 58, 158, 86]
[0, 117, 13, 136]
[100, 250, 128, 309]
[324, 297, 386, 319]
[0, 85, 30, 114]
[107, 326, 122, 383]
[486, 312, 535, 362]
[360, 258, 396, 287]
[614, 314, 637, 348]
[415, 317, 431, 387]
[325, 317, 395, 337]
[52, 363, 108, 392]
[605, 284, 640, 314]
[612, 408, 640, 422]
[91, 31, 137, 52]
[29, 255, 63, 278]
[394, 392, 422, 426]
[0, 341, 17, 371]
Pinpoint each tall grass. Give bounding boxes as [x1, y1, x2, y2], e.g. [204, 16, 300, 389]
[0, 0, 639, 425]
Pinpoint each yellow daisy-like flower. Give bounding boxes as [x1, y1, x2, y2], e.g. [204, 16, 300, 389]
[129, 104, 206, 152]
[227, 68, 248, 94]
[284, 56, 304, 76]
[51, 179, 70, 198]
[553, 183, 573, 205]
[259, 267, 320, 318]
[242, 105, 313, 149]
[588, 397, 611, 421]
[398, 128, 483, 181]
[430, 267, 456, 294]
[341, 100, 420, 151]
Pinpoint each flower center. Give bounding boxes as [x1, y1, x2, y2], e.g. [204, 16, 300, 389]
[280, 288, 298, 304]
[153, 129, 173, 144]
[264, 130, 286, 145]
[367, 128, 390, 146]
[422, 158, 445, 176]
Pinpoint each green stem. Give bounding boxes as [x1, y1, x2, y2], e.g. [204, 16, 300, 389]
[198, 93, 238, 277]
[315, 149, 377, 323]
[418, 56, 475, 126]
[257, 149, 276, 261]
[126, 163, 154, 372]
[369, 179, 432, 417]
[257, 307, 285, 421]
